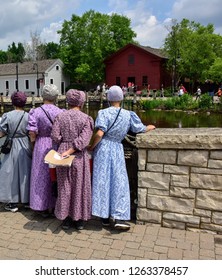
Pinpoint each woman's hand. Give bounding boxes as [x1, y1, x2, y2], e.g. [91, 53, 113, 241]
[146, 125, 156, 132]
[61, 148, 75, 158]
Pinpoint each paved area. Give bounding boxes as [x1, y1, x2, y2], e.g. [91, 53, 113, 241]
[1, 203, 222, 260]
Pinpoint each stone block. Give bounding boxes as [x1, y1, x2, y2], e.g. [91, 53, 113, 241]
[190, 173, 222, 190]
[196, 190, 222, 211]
[138, 172, 170, 190]
[148, 149, 176, 164]
[148, 188, 169, 196]
[137, 208, 162, 223]
[170, 186, 195, 198]
[138, 149, 147, 170]
[137, 188, 147, 207]
[163, 212, 200, 225]
[178, 150, 208, 167]
[171, 175, 189, 188]
[146, 163, 163, 172]
[147, 195, 194, 214]
[210, 151, 222, 160]
[191, 167, 222, 175]
[201, 223, 222, 233]
[194, 208, 211, 217]
[164, 165, 189, 174]
[162, 219, 185, 230]
[208, 159, 222, 169]
[212, 212, 222, 225]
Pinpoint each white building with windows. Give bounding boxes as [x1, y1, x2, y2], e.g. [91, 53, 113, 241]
[0, 59, 70, 96]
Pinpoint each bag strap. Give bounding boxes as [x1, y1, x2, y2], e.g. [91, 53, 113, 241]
[11, 111, 25, 139]
[40, 106, 53, 124]
[106, 107, 122, 134]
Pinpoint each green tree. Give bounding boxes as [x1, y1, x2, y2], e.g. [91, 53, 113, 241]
[0, 50, 8, 64]
[208, 58, 222, 83]
[7, 42, 25, 62]
[58, 10, 136, 85]
[164, 19, 222, 93]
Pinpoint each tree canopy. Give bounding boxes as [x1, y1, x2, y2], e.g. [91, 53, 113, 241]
[58, 10, 136, 85]
[164, 19, 222, 92]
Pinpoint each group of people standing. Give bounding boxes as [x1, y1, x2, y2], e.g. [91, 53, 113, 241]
[0, 85, 155, 231]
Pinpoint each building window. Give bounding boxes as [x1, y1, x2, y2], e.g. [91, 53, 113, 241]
[116, 77, 121, 86]
[128, 54, 135, 65]
[142, 76, 148, 86]
[56, 65, 59, 70]
[25, 80, 29, 90]
[5, 81, 9, 89]
[61, 82, 65, 94]
[50, 79, 53, 84]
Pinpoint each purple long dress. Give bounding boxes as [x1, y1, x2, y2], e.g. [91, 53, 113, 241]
[51, 109, 94, 221]
[27, 104, 63, 211]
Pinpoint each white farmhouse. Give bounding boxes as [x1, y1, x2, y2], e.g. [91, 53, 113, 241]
[0, 59, 70, 96]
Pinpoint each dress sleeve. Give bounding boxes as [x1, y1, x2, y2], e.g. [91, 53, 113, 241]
[27, 109, 38, 134]
[95, 110, 108, 132]
[129, 111, 147, 133]
[72, 116, 94, 151]
[0, 113, 8, 134]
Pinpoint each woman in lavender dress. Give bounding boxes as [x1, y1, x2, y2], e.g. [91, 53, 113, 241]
[27, 84, 63, 216]
[51, 89, 94, 230]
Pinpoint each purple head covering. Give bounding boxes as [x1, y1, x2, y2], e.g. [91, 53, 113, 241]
[107, 85, 123, 101]
[11, 91, 27, 107]
[66, 89, 86, 107]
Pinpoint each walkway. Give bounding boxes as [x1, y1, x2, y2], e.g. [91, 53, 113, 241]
[0, 203, 222, 260]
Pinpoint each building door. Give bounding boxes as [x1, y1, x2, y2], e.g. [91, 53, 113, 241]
[127, 77, 135, 86]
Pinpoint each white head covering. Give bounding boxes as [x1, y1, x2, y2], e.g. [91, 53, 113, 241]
[107, 85, 123, 101]
[42, 84, 59, 101]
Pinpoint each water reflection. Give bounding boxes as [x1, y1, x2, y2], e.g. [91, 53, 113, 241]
[1, 102, 222, 128]
[84, 106, 222, 128]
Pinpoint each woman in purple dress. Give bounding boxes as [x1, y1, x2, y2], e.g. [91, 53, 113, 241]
[27, 84, 63, 216]
[51, 89, 94, 230]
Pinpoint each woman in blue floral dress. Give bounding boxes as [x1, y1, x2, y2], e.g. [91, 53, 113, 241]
[89, 85, 155, 230]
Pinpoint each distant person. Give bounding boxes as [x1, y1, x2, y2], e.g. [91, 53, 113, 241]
[0, 91, 32, 212]
[180, 84, 187, 93]
[89, 85, 155, 230]
[27, 84, 63, 217]
[160, 84, 164, 97]
[51, 89, 94, 230]
[208, 81, 215, 102]
[195, 86, 201, 101]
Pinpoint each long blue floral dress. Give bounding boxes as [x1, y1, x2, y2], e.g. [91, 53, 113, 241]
[92, 106, 147, 221]
[0, 110, 32, 204]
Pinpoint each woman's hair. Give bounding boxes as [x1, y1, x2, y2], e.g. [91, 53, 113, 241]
[11, 91, 27, 107]
[42, 84, 59, 101]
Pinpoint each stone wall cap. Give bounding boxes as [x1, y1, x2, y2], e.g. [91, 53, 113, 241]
[136, 128, 222, 149]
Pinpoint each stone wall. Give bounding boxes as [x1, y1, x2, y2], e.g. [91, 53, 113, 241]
[136, 128, 222, 234]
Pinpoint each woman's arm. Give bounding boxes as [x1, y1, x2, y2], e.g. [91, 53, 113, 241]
[88, 129, 104, 151]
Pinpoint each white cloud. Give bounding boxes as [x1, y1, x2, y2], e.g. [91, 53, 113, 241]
[40, 21, 63, 44]
[0, 0, 80, 50]
[172, 0, 221, 27]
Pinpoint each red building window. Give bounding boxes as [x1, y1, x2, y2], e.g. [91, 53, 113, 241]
[142, 76, 148, 86]
[116, 77, 121, 86]
[128, 54, 135, 65]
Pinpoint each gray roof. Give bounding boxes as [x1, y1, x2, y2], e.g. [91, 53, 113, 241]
[0, 59, 61, 76]
[139, 45, 167, 59]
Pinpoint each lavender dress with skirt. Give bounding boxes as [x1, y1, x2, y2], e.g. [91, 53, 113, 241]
[27, 104, 63, 211]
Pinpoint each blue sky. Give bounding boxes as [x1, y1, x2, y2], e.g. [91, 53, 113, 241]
[0, 0, 221, 51]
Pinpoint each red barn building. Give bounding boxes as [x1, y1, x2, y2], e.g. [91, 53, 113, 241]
[104, 43, 171, 91]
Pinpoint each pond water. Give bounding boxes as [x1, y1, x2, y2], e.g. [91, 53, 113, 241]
[1, 103, 222, 128]
[85, 104, 222, 128]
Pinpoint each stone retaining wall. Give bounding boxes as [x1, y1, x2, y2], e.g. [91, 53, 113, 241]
[136, 128, 222, 234]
